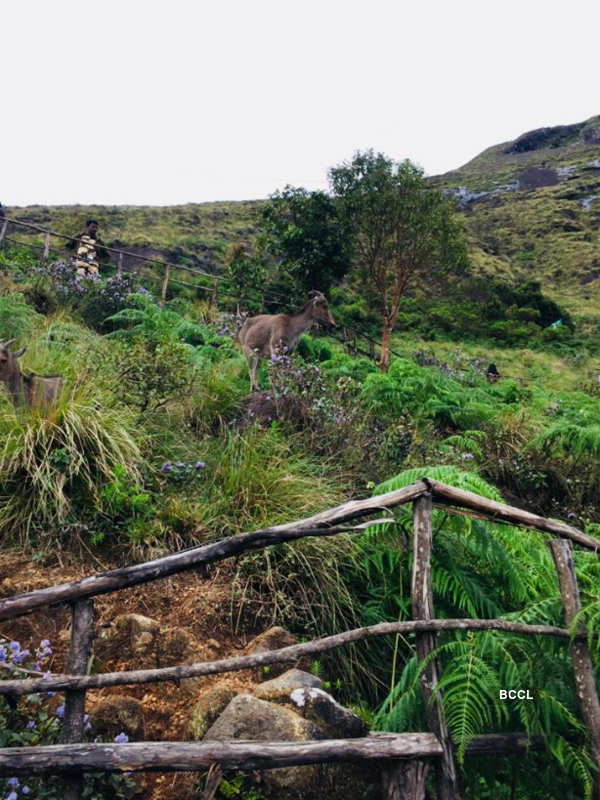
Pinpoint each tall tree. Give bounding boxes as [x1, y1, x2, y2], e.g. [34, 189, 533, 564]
[329, 151, 468, 371]
[259, 185, 352, 301]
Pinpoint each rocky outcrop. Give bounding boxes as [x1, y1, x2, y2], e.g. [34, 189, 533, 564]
[505, 122, 586, 153]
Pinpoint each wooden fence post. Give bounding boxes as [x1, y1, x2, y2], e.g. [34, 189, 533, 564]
[117, 251, 124, 277]
[160, 263, 170, 306]
[549, 539, 600, 799]
[382, 760, 429, 800]
[411, 493, 460, 800]
[0, 220, 7, 248]
[43, 232, 50, 263]
[63, 598, 95, 800]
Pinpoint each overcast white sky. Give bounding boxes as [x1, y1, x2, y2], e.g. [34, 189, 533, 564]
[3, 0, 599, 206]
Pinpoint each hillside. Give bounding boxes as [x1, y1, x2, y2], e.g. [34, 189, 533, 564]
[430, 114, 600, 314]
[2, 118, 600, 800]
[5, 114, 600, 317]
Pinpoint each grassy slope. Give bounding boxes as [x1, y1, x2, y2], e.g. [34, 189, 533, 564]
[6, 113, 600, 320]
[430, 114, 600, 319]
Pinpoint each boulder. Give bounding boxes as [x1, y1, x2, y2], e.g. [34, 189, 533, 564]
[188, 685, 237, 740]
[90, 695, 145, 740]
[244, 626, 307, 678]
[254, 668, 322, 701]
[204, 693, 323, 794]
[202, 692, 377, 799]
[290, 687, 367, 738]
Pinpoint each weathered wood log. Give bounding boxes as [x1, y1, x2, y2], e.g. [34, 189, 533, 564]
[0, 734, 442, 776]
[0, 733, 547, 778]
[0, 482, 427, 622]
[63, 599, 95, 800]
[411, 494, 460, 800]
[0, 617, 582, 697]
[0, 616, 583, 696]
[160, 263, 170, 306]
[63, 599, 95, 742]
[43, 231, 50, 262]
[427, 479, 600, 552]
[549, 539, 600, 799]
[382, 760, 428, 800]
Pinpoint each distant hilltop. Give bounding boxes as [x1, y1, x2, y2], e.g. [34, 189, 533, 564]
[5, 114, 600, 304]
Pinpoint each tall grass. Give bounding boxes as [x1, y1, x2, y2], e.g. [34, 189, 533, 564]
[0, 389, 140, 546]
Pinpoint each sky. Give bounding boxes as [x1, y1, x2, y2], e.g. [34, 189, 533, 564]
[3, 0, 600, 206]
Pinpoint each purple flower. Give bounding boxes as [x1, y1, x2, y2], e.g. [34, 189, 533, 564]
[9, 641, 19, 652]
[175, 461, 185, 468]
[22, 788, 31, 795]
[56, 703, 65, 718]
[47, 691, 56, 698]
[7, 791, 17, 800]
[114, 732, 129, 744]
[40, 639, 50, 648]
[6, 778, 19, 788]
[0, 646, 6, 662]
[195, 461, 206, 469]
[26, 720, 36, 730]
[461, 453, 475, 460]
[160, 462, 173, 472]
[270, 354, 280, 363]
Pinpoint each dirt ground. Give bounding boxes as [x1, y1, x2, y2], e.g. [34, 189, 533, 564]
[0, 551, 263, 799]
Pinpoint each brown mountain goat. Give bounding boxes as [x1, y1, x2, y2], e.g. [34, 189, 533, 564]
[237, 291, 336, 391]
[0, 340, 63, 408]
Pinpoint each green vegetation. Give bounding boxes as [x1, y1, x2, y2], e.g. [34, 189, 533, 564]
[2, 119, 600, 797]
[329, 152, 468, 369]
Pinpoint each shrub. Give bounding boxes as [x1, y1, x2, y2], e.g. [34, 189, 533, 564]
[0, 635, 136, 799]
[0, 391, 140, 545]
[111, 337, 196, 415]
[0, 294, 42, 340]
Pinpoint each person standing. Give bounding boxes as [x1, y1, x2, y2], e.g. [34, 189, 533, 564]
[68, 219, 108, 276]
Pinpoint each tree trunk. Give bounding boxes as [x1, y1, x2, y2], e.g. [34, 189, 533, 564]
[380, 318, 392, 372]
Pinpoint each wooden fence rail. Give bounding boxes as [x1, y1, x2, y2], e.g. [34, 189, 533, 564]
[0, 481, 599, 799]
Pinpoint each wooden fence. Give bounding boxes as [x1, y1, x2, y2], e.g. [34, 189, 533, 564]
[0, 215, 393, 364]
[0, 479, 599, 799]
[0, 216, 219, 305]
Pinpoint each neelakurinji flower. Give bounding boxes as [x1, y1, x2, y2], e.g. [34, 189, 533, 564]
[114, 732, 129, 744]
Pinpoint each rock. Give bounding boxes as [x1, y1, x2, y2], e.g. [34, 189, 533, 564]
[95, 614, 160, 669]
[203, 693, 377, 799]
[254, 668, 322, 700]
[204, 693, 322, 742]
[189, 685, 237, 740]
[517, 167, 559, 190]
[91, 695, 145, 740]
[290, 687, 367, 738]
[244, 626, 302, 678]
[204, 693, 324, 794]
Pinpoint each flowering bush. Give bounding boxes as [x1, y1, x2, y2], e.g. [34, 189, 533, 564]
[24, 262, 133, 332]
[0, 637, 135, 799]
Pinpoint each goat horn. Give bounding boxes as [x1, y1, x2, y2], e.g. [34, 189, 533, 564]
[2, 339, 16, 348]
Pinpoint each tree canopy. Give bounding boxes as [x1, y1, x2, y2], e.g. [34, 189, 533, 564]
[259, 185, 352, 301]
[329, 151, 468, 370]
